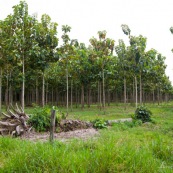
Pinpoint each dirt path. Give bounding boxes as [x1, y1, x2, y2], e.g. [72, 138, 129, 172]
[21, 128, 99, 142]
[20, 118, 132, 142]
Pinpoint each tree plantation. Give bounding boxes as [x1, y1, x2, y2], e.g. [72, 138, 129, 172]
[1, 1, 173, 172]
[0, 1, 173, 115]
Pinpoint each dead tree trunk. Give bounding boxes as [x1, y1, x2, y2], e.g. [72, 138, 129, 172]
[0, 104, 30, 136]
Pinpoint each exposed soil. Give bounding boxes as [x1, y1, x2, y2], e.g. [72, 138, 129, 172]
[2, 118, 132, 142]
[21, 128, 99, 142]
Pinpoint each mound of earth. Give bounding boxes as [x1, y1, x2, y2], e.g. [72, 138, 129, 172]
[58, 119, 93, 132]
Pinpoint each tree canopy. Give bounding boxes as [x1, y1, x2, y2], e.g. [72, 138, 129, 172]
[0, 1, 172, 112]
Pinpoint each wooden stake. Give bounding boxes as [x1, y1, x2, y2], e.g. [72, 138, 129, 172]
[50, 109, 56, 142]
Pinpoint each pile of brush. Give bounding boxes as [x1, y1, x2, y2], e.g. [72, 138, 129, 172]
[0, 104, 31, 136]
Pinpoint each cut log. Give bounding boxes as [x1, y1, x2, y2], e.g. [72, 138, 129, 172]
[7, 109, 19, 119]
[16, 125, 24, 136]
[0, 128, 9, 136]
[1, 112, 11, 119]
[0, 121, 17, 127]
[0, 103, 30, 137]
[10, 104, 21, 115]
[107, 118, 132, 125]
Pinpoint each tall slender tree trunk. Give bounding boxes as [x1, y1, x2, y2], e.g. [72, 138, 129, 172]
[75, 86, 78, 108]
[5, 71, 9, 108]
[107, 88, 110, 106]
[102, 68, 105, 114]
[97, 81, 99, 108]
[0, 68, 2, 115]
[99, 81, 102, 110]
[81, 83, 84, 110]
[51, 87, 54, 105]
[160, 92, 162, 103]
[77, 89, 79, 108]
[165, 93, 168, 102]
[93, 91, 96, 104]
[46, 82, 48, 105]
[42, 72, 45, 107]
[133, 79, 135, 103]
[66, 66, 68, 116]
[9, 85, 12, 105]
[22, 53, 25, 110]
[36, 78, 39, 105]
[32, 89, 35, 103]
[157, 88, 160, 105]
[71, 80, 73, 111]
[9, 71, 12, 105]
[88, 84, 91, 108]
[124, 76, 126, 109]
[142, 88, 145, 104]
[56, 88, 58, 106]
[153, 90, 155, 104]
[134, 76, 138, 108]
[140, 73, 142, 105]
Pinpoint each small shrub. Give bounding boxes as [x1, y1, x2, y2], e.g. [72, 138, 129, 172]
[28, 106, 65, 132]
[134, 105, 152, 123]
[28, 106, 51, 132]
[92, 119, 108, 129]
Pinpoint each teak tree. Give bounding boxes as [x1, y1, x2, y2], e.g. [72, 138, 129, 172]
[9, 1, 37, 110]
[90, 31, 115, 113]
[59, 25, 76, 115]
[115, 39, 129, 109]
[121, 24, 146, 108]
[34, 14, 58, 107]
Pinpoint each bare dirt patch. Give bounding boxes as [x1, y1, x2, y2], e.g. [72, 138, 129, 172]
[21, 128, 99, 142]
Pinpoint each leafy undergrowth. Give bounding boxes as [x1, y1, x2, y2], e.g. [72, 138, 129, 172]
[0, 102, 173, 172]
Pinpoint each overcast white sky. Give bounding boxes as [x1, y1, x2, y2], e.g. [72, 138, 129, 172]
[0, 0, 173, 83]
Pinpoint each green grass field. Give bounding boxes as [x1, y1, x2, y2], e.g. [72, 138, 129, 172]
[25, 103, 136, 121]
[0, 102, 173, 172]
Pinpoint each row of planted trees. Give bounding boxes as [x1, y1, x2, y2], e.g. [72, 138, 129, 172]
[0, 1, 173, 115]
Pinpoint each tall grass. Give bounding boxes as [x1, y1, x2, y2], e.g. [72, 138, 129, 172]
[0, 131, 173, 172]
[0, 102, 173, 172]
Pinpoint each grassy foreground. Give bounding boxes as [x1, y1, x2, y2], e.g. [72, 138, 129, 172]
[0, 103, 173, 173]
